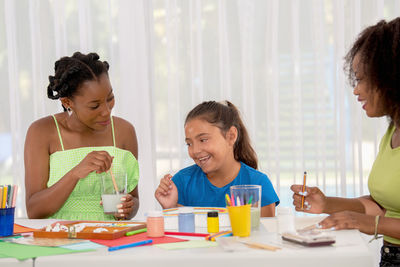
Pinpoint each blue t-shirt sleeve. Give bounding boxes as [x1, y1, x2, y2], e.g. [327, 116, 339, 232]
[171, 171, 186, 206]
[260, 174, 280, 207]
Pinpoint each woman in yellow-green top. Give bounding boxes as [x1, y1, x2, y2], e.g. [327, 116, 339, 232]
[290, 18, 400, 266]
[24, 52, 139, 220]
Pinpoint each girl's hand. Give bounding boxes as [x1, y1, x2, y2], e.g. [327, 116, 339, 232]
[155, 174, 178, 209]
[291, 185, 327, 214]
[115, 194, 136, 220]
[71, 151, 113, 179]
[319, 211, 375, 235]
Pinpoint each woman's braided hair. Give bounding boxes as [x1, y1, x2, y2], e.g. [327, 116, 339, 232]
[47, 52, 109, 110]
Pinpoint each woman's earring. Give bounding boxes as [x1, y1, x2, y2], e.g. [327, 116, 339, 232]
[67, 107, 73, 116]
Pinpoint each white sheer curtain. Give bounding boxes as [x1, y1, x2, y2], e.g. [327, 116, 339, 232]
[1, 0, 399, 218]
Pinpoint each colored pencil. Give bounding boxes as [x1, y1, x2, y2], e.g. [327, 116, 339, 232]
[7, 185, 13, 208]
[205, 230, 233, 241]
[108, 239, 153, 251]
[236, 196, 241, 206]
[164, 231, 209, 237]
[125, 228, 147, 236]
[241, 241, 281, 251]
[0, 187, 3, 208]
[225, 194, 231, 206]
[231, 194, 235, 206]
[11, 185, 18, 208]
[2, 186, 8, 208]
[301, 171, 307, 209]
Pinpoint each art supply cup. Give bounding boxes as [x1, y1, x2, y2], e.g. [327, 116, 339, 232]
[101, 172, 127, 214]
[0, 207, 15, 237]
[230, 185, 261, 230]
[227, 204, 251, 237]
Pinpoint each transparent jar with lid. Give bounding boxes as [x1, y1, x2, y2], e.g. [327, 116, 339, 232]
[277, 206, 295, 234]
[146, 210, 164, 237]
[178, 207, 195, 232]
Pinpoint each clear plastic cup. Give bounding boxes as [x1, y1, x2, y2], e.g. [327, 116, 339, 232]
[101, 172, 127, 214]
[230, 184, 261, 230]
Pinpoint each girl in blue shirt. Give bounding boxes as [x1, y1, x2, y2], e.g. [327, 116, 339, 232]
[155, 101, 279, 217]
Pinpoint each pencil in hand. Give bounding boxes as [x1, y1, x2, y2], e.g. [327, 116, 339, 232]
[301, 171, 307, 210]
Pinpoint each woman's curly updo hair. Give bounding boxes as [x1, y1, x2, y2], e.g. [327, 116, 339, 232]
[344, 17, 400, 125]
[47, 52, 109, 110]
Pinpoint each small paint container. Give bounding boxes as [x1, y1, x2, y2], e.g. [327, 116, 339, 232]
[178, 207, 195, 232]
[146, 210, 164, 237]
[207, 211, 219, 233]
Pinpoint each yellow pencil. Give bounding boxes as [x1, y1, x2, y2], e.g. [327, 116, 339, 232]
[0, 187, 3, 208]
[2, 186, 8, 208]
[301, 171, 307, 209]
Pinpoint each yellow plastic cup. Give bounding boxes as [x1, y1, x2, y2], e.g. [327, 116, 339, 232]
[227, 204, 251, 237]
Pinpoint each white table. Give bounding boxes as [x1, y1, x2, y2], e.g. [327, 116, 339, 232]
[1, 216, 376, 267]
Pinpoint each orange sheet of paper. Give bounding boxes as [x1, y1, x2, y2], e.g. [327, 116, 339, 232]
[14, 224, 36, 234]
[90, 232, 187, 247]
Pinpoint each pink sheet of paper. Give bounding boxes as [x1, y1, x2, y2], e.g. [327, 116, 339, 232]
[90, 232, 188, 247]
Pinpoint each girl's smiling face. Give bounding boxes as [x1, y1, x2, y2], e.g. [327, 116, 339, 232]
[184, 118, 236, 176]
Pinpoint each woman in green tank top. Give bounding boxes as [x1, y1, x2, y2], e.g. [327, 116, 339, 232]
[24, 52, 140, 221]
[289, 18, 400, 266]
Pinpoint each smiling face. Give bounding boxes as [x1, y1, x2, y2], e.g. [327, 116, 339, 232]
[184, 118, 237, 176]
[352, 54, 385, 118]
[62, 73, 115, 131]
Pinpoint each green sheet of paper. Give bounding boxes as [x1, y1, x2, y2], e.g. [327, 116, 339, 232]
[0, 242, 94, 260]
[155, 240, 218, 250]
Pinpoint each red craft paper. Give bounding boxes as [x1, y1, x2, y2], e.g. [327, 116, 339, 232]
[90, 232, 188, 247]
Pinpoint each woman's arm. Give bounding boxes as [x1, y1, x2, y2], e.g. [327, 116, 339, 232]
[291, 185, 384, 215]
[24, 119, 80, 218]
[379, 217, 400, 240]
[114, 117, 139, 219]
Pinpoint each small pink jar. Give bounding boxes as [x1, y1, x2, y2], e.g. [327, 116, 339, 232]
[146, 210, 164, 237]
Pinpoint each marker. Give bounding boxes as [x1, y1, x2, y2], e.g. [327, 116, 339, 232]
[164, 231, 209, 237]
[236, 196, 241, 206]
[247, 195, 253, 205]
[108, 239, 153, 251]
[125, 228, 147, 236]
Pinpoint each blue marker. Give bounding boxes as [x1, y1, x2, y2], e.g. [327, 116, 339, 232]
[108, 239, 153, 251]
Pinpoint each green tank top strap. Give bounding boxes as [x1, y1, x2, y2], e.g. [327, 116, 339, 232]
[111, 115, 116, 147]
[52, 115, 65, 151]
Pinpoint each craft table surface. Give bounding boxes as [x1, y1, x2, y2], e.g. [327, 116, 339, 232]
[0, 216, 376, 267]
